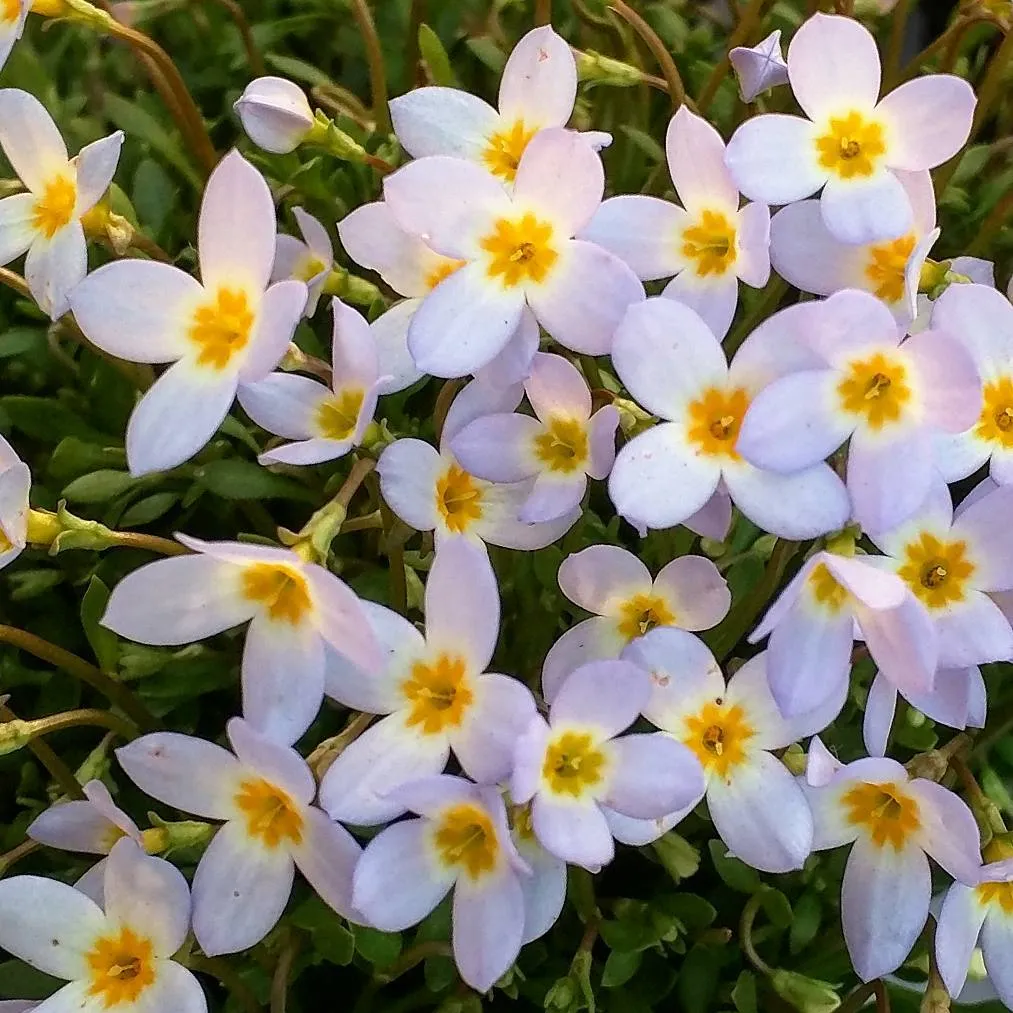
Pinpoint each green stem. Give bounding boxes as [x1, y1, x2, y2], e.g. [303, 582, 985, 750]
[22, 707, 140, 743]
[884, 0, 915, 90]
[350, 0, 392, 133]
[838, 982, 880, 1013]
[696, 0, 768, 113]
[609, 1, 692, 112]
[535, 0, 550, 26]
[0, 702, 83, 799]
[739, 892, 773, 977]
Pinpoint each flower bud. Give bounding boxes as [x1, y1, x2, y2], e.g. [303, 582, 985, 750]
[729, 30, 789, 103]
[234, 76, 314, 154]
[770, 969, 841, 1013]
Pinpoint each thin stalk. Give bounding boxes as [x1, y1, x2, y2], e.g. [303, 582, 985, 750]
[875, 981, 891, 1013]
[696, 0, 768, 114]
[884, 0, 915, 90]
[899, 16, 993, 81]
[0, 703, 83, 799]
[0, 838, 41, 873]
[0, 625, 159, 732]
[609, 1, 691, 112]
[129, 232, 172, 263]
[270, 932, 300, 1013]
[19, 707, 140, 742]
[739, 892, 774, 976]
[105, 530, 190, 555]
[535, 0, 550, 26]
[208, 0, 265, 76]
[838, 982, 880, 1013]
[350, 0, 392, 133]
[406, 0, 427, 87]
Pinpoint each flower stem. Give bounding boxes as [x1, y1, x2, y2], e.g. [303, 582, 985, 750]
[535, 0, 551, 26]
[0, 838, 41, 874]
[609, 1, 692, 112]
[350, 0, 392, 134]
[696, 0, 768, 114]
[739, 892, 773, 976]
[207, 0, 264, 76]
[838, 982, 880, 1013]
[12, 707, 140, 744]
[0, 702, 84, 799]
[104, 530, 190, 556]
[270, 931, 300, 1013]
[0, 625, 159, 732]
[884, 0, 915, 90]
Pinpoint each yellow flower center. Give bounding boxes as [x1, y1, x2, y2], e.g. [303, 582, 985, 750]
[837, 351, 912, 430]
[293, 253, 327, 283]
[815, 111, 887, 180]
[234, 778, 304, 848]
[864, 234, 916, 305]
[425, 257, 465, 291]
[684, 701, 754, 780]
[241, 563, 313, 624]
[533, 416, 589, 474]
[808, 562, 850, 613]
[482, 120, 537, 182]
[188, 287, 255, 370]
[512, 804, 535, 841]
[897, 532, 975, 610]
[843, 780, 921, 850]
[542, 730, 607, 798]
[480, 212, 559, 288]
[86, 926, 155, 1008]
[616, 592, 676, 641]
[435, 463, 484, 534]
[433, 803, 499, 879]
[1, 0, 20, 22]
[687, 386, 750, 460]
[976, 377, 1013, 449]
[402, 653, 474, 734]
[681, 209, 737, 278]
[32, 174, 77, 239]
[315, 388, 364, 441]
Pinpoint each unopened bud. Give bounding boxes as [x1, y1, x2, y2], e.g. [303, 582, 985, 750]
[576, 49, 645, 87]
[25, 509, 62, 547]
[652, 829, 700, 882]
[234, 76, 315, 155]
[144, 816, 215, 856]
[0, 718, 34, 756]
[81, 202, 135, 255]
[543, 976, 577, 1013]
[612, 396, 654, 437]
[782, 742, 807, 776]
[770, 969, 841, 1013]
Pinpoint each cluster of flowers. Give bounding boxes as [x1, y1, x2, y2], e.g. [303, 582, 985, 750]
[3, 9, 1013, 1010]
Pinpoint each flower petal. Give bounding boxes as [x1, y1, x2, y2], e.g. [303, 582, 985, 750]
[981, 908, 1013, 1008]
[452, 871, 525, 992]
[69, 260, 201, 363]
[953, 485, 1013, 590]
[903, 328, 982, 433]
[0, 193, 38, 263]
[936, 883, 988, 1000]
[453, 673, 536, 783]
[450, 413, 541, 483]
[192, 820, 294, 955]
[708, 752, 814, 873]
[498, 26, 576, 127]
[102, 552, 253, 645]
[531, 794, 613, 871]
[74, 131, 123, 212]
[25, 221, 85, 319]
[820, 171, 913, 246]
[198, 150, 276, 293]
[559, 545, 651, 614]
[667, 108, 738, 213]
[519, 472, 586, 523]
[0, 875, 104, 980]
[909, 778, 982, 884]
[27, 799, 119, 855]
[734, 201, 771, 289]
[408, 261, 525, 377]
[389, 87, 499, 160]
[227, 718, 314, 803]
[291, 807, 361, 920]
[787, 12, 881, 121]
[0, 89, 68, 192]
[653, 555, 730, 631]
[550, 659, 649, 738]
[931, 282, 1013, 379]
[842, 837, 930, 981]
[115, 732, 243, 820]
[769, 200, 866, 297]
[878, 75, 976, 171]
[516, 841, 567, 944]
[725, 114, 825, 206]
[581, 196, 687, 280]
[352, 818, 454, 931]
[125, 358, 238, 476]
[527, 239, 644, 356]
[237, 279, 307, 383]
[525, 351, 591, 421]
[371, 299, 426, 394]
[542, 618, 628, 703]
[601, 733, 705, 820]
[662, 271, 739, 342]
[847, 427, 933, 534]
[377, 438, 443, 533]
[238, 372, 326, 439]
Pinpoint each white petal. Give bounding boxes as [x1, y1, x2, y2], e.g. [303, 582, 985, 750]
[452, 871, 525, 992]
[725, 114, 825, 205]
[667, 106, 738, 212]
[581, 195, 686, 281]
[389, 87, 499, 160]
[498, 26, 576, 127]
[0, 89, 69, 191]
[238, 372, 326, 439]
[25, 222, 85, 319]
[0, 193, 37, 264]
[820, 171, 913, 246]
[935, 883, 987, 999]
[74, 132, 124, 213]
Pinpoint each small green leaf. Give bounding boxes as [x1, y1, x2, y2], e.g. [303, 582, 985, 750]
[418, 24, 455, 86]
[290, 896, 354, 966]
[195, 460, 314, 501]
[617, 125, 666, 164]
[676, 944, 720, 1013]
[80, 576, 119, 673]
[0, 328, 43, 358]
[601, 949, 641, 988]
[118, 493, 180, 529]
[708, 840, 762, 893]
[353, 925, 402, 966]
[62, 470, 137, 505]
[759, 888, 793, 929]
[789, 892, 822, 955]
[731, 970, 758, 1013]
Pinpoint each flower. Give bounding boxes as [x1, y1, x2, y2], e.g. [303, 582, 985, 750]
[116, 718, 361, 956]
[273, 206, 333, 316]
[449, 352, 619, 523]
[725, 13, 976, 244]
[377, 379, 580, 551]
[932, 282, 1013, 484]
[750, 549, 936, 716]
[631, 637, 837, 872]
[383, 127, 643, 375]
[608, 297, 850, 538]
[0, 88, 123, 319]
[736, 288, 981, 533]
[541, 543, 730, 700]
[28, 779, 143, 903]
[101, 534, 379, 746]
[352, 775, 529, 992]
[0, 434, 30, 571]
[769, 169, 937, 326]
[69, 150, 308, 475]
[0, 0, 29, 73]
[237, 299, 382, 465]
[234, 76, 315, 154]
[511, 658, 706, 871]
[583, 106, 770, 340]
[389, 26, 577, 183]
[866, 479, 1013, 669]
[805, 755, 981, 980]
[338, 199, 539, 392]
[729, 29, 789, 102]
[510, 804, 567, 944]
[319, 537, 536, 824]
[936, 838, 1013, 1008]
[0, 838, 206, 1013]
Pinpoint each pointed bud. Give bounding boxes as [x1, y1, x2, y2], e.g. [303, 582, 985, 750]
[234, 76, 315, 154]
[770, 969, 841, 1013]
[729, 30, 789, 103]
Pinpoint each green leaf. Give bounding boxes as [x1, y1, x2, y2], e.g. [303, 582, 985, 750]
[617, 125, 666, 164]
[290, 896, 355, 966]
[62, 470, 137, 505]
[731, 970, 758, 1013]
[658, 894, 716, 930]
[675, 944, 720, 1013]
[194, 459, 314, 501]
[1, 396, 111, 444]
[602, 949, 642, 988]
[265, 52, 336, 88]
[352, 925, 402, 966]
[708, 839, 762, 893]
[80, 577, 119, 673]
[118, 493, 180, 528]
[47, 439, 127, 482]
[418, 24, 456, 86]
[789, 892, 822, 955]
[0, 327, 44, 358]
[759, 887, 793, 929]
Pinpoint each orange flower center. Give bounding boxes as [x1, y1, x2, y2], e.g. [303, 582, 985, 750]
[686, 386, 750, 460]
[843, 780, 921, 849]
[1, 0, 21, 22]
[241, 563, 313, 624]
[542, 730, 607, 798]
[616, 592, 676, 641]
[188, 287, 255, 370]
[682, 209, 737, 278]
[402, 653, 474, 734]
[315, 388, 364, 441]
[86, 926, 155, 1008]
[808, 562, 850, 613]
[815, 111, 887, 180]
[482, 120, 537, 182]
[433, 803, 499, 879]
[684, 700, 754, 780]
[234, 778, 304, 847]
[897, 532, 975, 610]
[837, 351, 912, 430]
[32, 174, 77, 239]
[480, 212, 559, 288]
[976, 377, 1013, 449]
[533, 416, 589, 474]
[435, 463, 484, 534]
[865, 234, 916, 305]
